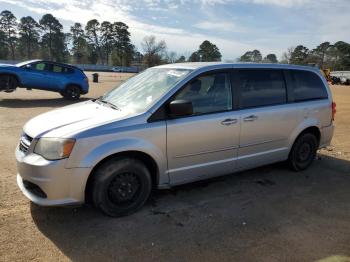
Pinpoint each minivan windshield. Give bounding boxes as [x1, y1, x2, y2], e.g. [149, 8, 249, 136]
[101, 68, 192, 114]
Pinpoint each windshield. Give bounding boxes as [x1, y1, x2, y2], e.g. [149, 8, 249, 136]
[101, 68, 193, 114]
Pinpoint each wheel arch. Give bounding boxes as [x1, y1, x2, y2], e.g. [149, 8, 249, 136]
[84, 150, 160, 203]
[0, 72, 21, 86]
[289, 125, 321, 156]
[65, 83, 83, 92]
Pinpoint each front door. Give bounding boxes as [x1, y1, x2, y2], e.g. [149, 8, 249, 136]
[22, 62, 52, 90]
[166, 71, 240, 185]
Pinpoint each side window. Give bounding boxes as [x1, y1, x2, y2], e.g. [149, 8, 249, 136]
[63, 67, 74, 74]
[52, 65, 63, 73]
[238, 70, 286, 108]
[291, 70, 328, 101]
[174, 72, 232, 115]
[34, 63, 48, 71]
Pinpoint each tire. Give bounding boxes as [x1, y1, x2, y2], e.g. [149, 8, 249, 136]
[288, 133, 318, 171]
[61, 85, 81, 100]
[0, 75, 18, 92]
[91, 157, 152, 217]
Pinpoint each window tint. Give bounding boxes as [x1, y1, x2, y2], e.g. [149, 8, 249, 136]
[291, 70, 328, 101]
[50, 65, 74, 74]
[34, 63, 48, 71]
[52, 65, 63, 73]
[239, 70, 286, 108]
[64, 67, 74, 74]
[174, 73, 232, 115]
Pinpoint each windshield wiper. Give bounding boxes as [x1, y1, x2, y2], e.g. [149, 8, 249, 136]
[94, 97, 121, 110]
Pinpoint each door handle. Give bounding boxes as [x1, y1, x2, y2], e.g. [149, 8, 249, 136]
[243, 115, 258, 122]
[221, 118, 237, 125]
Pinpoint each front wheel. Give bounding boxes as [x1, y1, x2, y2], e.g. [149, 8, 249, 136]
[0, 75, 18, 92]
[288, 133, 318, 171]
[91, 157, 152, 217]
[61, 85, 81, 100]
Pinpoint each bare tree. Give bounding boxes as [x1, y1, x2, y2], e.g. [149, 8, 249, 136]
[281, 46, 294, 64]
[165, 51, 177, 63]
[141, 35, 166, 67]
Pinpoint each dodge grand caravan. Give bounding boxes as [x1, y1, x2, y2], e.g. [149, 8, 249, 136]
[16, 63, 335, 216]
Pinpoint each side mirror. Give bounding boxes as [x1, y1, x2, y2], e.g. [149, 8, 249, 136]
[168, 100, 193, 117]
[24, 64, 31, 70]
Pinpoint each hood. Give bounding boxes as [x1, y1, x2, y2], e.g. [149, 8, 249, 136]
[24, 100, 138, 138]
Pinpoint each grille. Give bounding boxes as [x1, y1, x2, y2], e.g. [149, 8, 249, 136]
[19, 133, 33, 153]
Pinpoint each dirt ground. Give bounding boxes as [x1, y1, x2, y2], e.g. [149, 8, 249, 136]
[0, 72, 349, 262]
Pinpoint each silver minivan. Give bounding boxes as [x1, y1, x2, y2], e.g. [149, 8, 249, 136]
[16, 63, 335, 216]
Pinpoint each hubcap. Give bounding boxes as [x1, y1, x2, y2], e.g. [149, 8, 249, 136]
[108, 173, 141, 205]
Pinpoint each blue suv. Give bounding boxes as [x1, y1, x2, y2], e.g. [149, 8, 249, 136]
[0, 60, 89, 100]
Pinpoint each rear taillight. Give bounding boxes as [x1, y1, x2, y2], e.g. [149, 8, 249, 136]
[332, 101, 336, 121]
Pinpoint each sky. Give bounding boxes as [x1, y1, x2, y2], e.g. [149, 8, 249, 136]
[0, 0, 349, 60]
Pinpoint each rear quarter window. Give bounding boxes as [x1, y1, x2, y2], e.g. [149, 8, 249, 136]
[63, 67, 75, 74]
[291, 70, 328, 101]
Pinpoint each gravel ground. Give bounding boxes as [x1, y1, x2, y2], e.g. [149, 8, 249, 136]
[0, 74, 349, 262]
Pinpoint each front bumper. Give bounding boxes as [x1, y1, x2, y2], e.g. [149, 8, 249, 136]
[16, 145, 92, 206]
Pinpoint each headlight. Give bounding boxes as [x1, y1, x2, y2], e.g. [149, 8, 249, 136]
[34, 138, 76, 160]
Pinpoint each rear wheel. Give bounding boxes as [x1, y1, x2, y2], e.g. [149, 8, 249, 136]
[61, 85, 81, 100]
[91, 157, 152, 217]
[0, 75, 18, 92]
[288, 133, 318, 171]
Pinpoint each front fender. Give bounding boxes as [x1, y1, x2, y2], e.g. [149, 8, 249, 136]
[66, 137, 168, 184]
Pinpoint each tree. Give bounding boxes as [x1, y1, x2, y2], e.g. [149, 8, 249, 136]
[197, 40, 221, 61]
[18, 16, 40, 59]
[333, 41, 350, 70]
[312, 42, 331, 68]
[70, 23, 88, 63]
[39, 14, 66, 61]
[85, 19, 103, 64]
[176, 55, 186, 63]
[165, 51, 177, 63]
[281, 46, 294, 64]
[0, 30, 8, 59]
[112, 22, 134, 66]
[188, 51, 200, 62]
[141, 35, 166, 67]
[100, 21, 115, 64]
[290, 45, 309, 65]
[264, 53, 278, 63]
[0, 10, 17, 60]
[240, 49, 262, 62]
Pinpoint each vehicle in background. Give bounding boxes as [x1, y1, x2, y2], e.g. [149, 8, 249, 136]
[330, 71, 350, 85]
[0, 60, 89, 100]
[111, 66, 139, 73]
[16, 62, 335, 217]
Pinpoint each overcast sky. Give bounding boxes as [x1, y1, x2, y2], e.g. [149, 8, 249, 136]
[1, 0, 350, 60]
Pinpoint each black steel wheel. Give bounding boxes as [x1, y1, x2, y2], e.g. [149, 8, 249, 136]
[91, 157, 152, 217]
[288, 132, 318, 171]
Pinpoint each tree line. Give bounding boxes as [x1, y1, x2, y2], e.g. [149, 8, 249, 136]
[1, 9, 350, 70]
[239, 41, 350, 70]
[0, 10, 136, 66]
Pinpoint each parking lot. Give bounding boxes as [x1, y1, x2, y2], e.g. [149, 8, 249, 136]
[1, 72, 350, 262]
